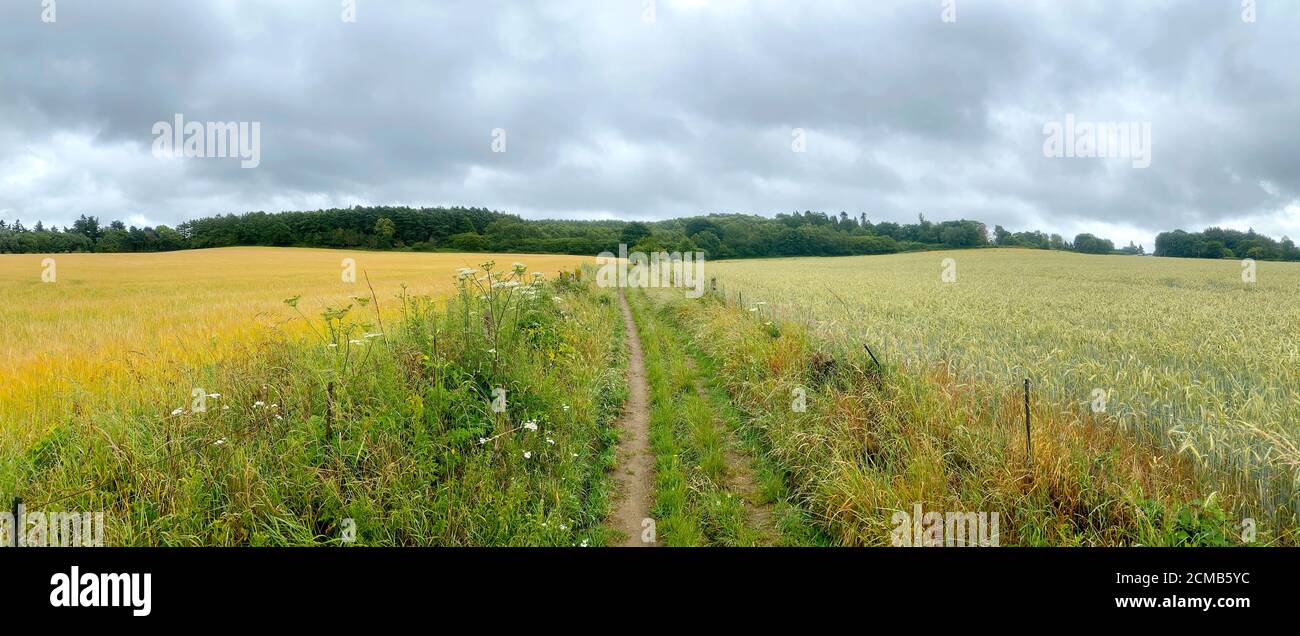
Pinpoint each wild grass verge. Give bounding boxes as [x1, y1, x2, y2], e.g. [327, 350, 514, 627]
[2, 263, 624, 546]
[648, 289, 1288, 546]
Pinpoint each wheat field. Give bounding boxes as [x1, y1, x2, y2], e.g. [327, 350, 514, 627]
[0, 247, 591, 445]
[708, 249, 1300, 519]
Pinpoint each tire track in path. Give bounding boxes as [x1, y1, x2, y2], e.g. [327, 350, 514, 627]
[610, 289, 655, 547]
[686, 356, 779, 545]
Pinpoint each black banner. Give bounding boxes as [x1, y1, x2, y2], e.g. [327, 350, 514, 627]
[0, 548, 1289, 621]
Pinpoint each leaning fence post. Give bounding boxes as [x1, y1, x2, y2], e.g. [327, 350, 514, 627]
[863, 344, 884, 390]
[12, 496, 22, 547]
[1024, 379, 1032, 472]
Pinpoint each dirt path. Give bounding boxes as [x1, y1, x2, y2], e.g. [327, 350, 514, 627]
[610, 290, 655, 547]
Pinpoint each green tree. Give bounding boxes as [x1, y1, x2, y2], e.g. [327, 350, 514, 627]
[448, 232, 487, 251]
[620, 222, 652, 247]
[72, 214, 103, 243]
[1073, 233, 1114, 255]
[374, 217, 397, 248]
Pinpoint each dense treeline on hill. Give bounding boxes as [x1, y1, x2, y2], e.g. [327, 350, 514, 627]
[2, 206, 1297, 261]
[1154, 227, 1300, 261]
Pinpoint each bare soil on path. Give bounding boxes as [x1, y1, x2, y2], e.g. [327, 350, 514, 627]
[610, 290, 655, 547]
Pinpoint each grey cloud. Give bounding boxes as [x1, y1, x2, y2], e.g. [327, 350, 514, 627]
[1, 0, 1298, 249]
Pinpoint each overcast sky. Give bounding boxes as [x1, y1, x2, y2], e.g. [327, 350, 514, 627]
[2, 0, 1297, 248]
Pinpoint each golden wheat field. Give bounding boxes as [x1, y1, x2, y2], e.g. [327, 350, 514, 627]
[708, 248, 1300, 513]
[0, 247, 591, 443]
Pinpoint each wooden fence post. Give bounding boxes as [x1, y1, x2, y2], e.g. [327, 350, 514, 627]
[863, 344, 884, 390]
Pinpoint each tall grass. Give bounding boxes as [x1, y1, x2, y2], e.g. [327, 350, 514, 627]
[648, 288, 1281, 546]
[2, 263, 624, 546]
[707, 249, 1300, 536]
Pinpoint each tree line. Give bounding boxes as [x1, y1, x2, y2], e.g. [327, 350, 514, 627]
[1153, 227, 1300, 261]
[2, 206, 1297, 262]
